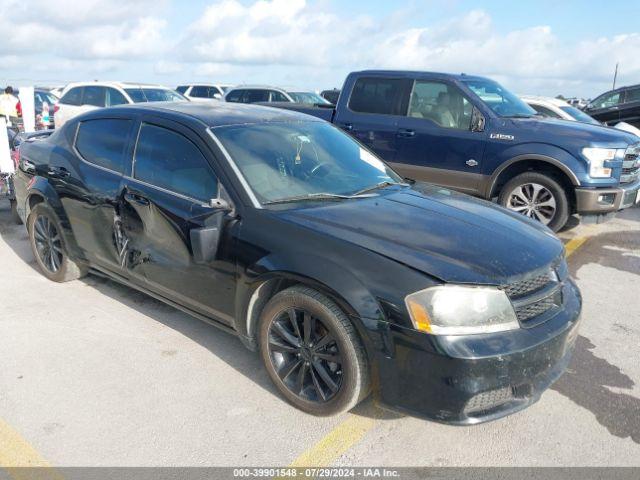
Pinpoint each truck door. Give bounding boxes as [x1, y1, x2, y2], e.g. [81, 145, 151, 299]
[392, 80, 487, 195]
[120, 118, 237, 324]
[334, 76, 412, 163]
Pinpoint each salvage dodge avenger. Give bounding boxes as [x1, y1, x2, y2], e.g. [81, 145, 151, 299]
[13, 102, 581, 424]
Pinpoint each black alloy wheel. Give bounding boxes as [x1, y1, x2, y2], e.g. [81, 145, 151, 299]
[268, 307, 343, 403]
[33, 214, 64, 273]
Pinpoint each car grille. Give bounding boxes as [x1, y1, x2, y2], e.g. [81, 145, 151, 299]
[622, 144, 640, 184]
[500, 260, 565, 326]
[464, 387, 514, 414]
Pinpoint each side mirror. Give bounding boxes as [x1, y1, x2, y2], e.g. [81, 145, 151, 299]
[471, 106, 485, 132]
[213, 93, 222, 100]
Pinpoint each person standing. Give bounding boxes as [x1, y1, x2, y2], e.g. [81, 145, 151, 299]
[0, 86, 20, 126]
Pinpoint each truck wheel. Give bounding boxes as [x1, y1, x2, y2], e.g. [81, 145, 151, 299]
[499, 172, 570, 232]
[10, 200, 22, 225]
[259, 286, 370, 416]
[27, 203, 87, 282]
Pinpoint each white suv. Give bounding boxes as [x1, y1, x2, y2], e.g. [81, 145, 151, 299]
[222, 86, 330, 105]
[54, 82, 187, 128]
[176, 84, 232, 102]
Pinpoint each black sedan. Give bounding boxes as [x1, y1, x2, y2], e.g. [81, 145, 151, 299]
[13, 102, 581, 423]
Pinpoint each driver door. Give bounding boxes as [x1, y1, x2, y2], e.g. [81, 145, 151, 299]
[393, 80, 487, 195]
[120, 118, 237, 324]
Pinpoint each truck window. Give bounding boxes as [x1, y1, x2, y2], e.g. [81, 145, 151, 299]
[348, 77, 411, 115]
[590, 91, 621, 109]
[408, 81, 473, 130]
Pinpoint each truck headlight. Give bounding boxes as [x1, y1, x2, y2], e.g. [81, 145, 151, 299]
[405, 285, 519, 335]
[581, 147, 624, 178]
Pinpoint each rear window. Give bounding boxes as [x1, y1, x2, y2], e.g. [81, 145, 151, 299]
[75, 119, 132, 173]
[124, 88, 186, 103]
[348, 77, 412, 115]
[83, 86, 105, 107]
[60, 87, 82, 106]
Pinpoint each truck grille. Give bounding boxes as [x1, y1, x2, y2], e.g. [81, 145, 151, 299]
[500, 260, 565, 326]
[622, 144, 640, 184]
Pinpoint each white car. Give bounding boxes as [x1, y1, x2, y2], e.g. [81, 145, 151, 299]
[222, 85, 331, 105]
[54, 82, 187, 128]
[176, 84, 232, 102]
[523, 95, 640, 137]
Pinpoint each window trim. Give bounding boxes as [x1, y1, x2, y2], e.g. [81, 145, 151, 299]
[131, 122, 220, 204]
[72, 119, 130, 175]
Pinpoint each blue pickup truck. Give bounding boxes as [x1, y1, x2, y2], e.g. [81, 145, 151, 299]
[267, 70, 640, 231]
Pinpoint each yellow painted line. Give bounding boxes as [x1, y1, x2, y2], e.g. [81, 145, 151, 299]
[0, 418, 64, 480]
[565, 236, 589, 257]
[288, 414, 377, 467]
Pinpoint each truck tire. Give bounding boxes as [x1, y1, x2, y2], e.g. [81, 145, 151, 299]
[27, 203, 87, 282]
[498, 172, 570, 232]
[259, 285, 370, 416]
[10, 200, 22, 225]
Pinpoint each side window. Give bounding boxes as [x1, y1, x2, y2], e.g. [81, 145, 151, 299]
[530, 104, 561, 118]
[591, 91, 621, 109]
[60, 87, 82, 106]
[106, 88, 128, 106]
[270, 91, 289, 102]
[176, 86, 188, 94]
[190, 86, 208, 98]
[348, 77, 412, 115]
[624, 87, 640, 103]
[134, 124, 218, 201]
[407, 81, 473, 130]
[83, 86, 106, 107]
[245, 90, 270, 103]
[75, 119, 132, 173]
[225, 90, 243, 103]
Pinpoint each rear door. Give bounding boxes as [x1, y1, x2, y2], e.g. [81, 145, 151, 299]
[619, 87, 640, 127]
[393, 79, 487, 194]
[120, 118, 237, 322]
[335, 76, 412, 162]
[54, 116, 136, 273]
[585, 90, 622, 125]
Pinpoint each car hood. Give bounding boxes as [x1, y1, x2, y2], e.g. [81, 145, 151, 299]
[277, 184, 564, 285]
[508, 117, 638, 146]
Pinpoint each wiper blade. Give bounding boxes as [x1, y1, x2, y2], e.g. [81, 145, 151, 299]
[264, 192, 365, 205]
[352, 181, 409, 196]
[504, 114, 534, 119]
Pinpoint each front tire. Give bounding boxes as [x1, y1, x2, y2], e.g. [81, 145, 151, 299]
[498, 172, 570, 232]
[28, 203, 87, 282]
[259, 286, 370, 416]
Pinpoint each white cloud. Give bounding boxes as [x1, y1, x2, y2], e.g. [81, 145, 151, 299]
[1, 0, 638, 97]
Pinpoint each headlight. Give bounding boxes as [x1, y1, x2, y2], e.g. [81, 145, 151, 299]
[405, 285, 519, 335]
[581, 147, 624, 178]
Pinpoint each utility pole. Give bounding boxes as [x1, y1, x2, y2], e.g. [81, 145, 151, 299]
[613, 63, 619, 90]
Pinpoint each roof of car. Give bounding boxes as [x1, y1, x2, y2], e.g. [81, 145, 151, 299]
[111, 101, 316, 128]
[521, 95, 570, 107]
[64, 81, 172, 90]
[225, 85, 286, 91]
[354, 70, 491, 82]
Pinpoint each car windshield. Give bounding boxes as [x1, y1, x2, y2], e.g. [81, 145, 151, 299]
[213, 121, 404, 205]
[124, 88, 187, 103]
[559, 106, 600, 125]
[287, 92, 331, 105]
[464, 79, 537, 118]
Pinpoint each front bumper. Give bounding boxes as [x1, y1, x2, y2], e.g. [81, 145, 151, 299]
[575, 178, 640, 214]
[372, 279, 582, 425]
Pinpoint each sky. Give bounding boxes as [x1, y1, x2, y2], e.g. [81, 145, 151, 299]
[1, 0, 639, 99]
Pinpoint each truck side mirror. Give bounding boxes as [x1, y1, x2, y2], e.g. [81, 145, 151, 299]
[471, 107, 485, 132]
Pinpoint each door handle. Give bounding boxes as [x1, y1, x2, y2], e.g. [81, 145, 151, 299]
[397, 129, 415, 138]
[125, 192, 150, 206]
[48, 166, 70, 178]
[342, 123, 353, 131]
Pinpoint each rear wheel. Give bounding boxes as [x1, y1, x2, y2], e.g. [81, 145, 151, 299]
[498, 172, 570, 232]
[259, 286, 370, 416]
[28, 203, 87, 282]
